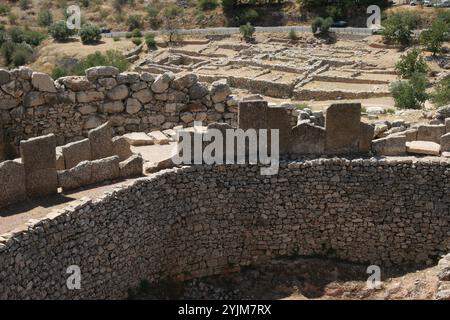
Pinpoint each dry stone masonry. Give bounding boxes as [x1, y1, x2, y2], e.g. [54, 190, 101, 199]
[0, 159, 449, 299]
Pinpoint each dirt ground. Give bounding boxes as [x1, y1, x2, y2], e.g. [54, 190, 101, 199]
[129, 257, 439, 300]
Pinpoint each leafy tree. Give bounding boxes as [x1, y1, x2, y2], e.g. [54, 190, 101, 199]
[420, 19, 449, 56]
[381, 11, 418, 47]
[146, 4, 161, 29]
[127, 14, 142, 31]
[390, 72, 428, 110]
[145, 33, 156, 50]
[198, 0, 218, 11]
[48, 20, 76, 42]
[311, 17, 333, 36]
[239, 22, 255, 42]
[395, 48, 428, 79]
[288, 29, 298, 41]
[431, 75, 450, 107]
[162, 4, 184, 43]
[38, 9, 53, 27]
[79, 23, 102, 45]
[0, 4, 11, 16]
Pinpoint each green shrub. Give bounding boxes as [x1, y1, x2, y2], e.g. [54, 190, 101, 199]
[311, 17, 333, 36]
[19, 0, 30, 10]
[381, 11, 418, 47]
[81, 0, 90, 8]
[131, 28, 142, 38]
[390, 72, 428, 110]
[79, 23, 102, 44]
[125, 32, 132, 39]
[127, 14, 142, 31]
[48, 20, 75, 42]
[0, 4, 10, 16]
[395, 48, 428, 79]
[131, 37, 142, 46]
[8, 12, 18, 25]
[239, 22, 255, 42]
[74, 50, 129, 75]
[38, 9, 53, 27]
[198, 0, 218, 11]
[145, 33, 156, 49]
[8, 27, 46, 46]
[420, 19, 448, 56]
[238, 8, 259, 25]
[431, 75, 450, 107]
[288, 29, 298, 41]
[1, 41, 33, 66]
[113, 36, 121, 42]
[51, 66, 68, 79]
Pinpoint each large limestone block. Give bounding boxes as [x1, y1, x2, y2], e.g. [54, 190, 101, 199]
[106, 84, 129, 101]
[20, 134, 57, 197]
[85, 66, 119, 81]
[58, 161, 92, 191]
[406, 141, 441, 156]
[119, 154, 143, 178]
[359, 122, 374, 153]
[267, 106, 292, 154]
[0, 160, 26, 208]
[417, 125, 446, 143]
[123, 132, 154, 146]
[290, 122, 326, 155]
[31, 72, 57, 93]
[371, 135, 406, 156]
[441, 133, 450, 152]
[88, 122, 114, 160]
[91, 156, 120, 183]
[238, 100, 268, 130]
[210, 79, 232, 104]
[325, 103, 361, 154]
[112, 136, 133, 161]
[151, 72, 174, 93]
[148, 131, 170, 145]
[61, 138, 91, 169]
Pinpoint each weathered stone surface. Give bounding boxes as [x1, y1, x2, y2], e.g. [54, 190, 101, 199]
[85, 66, 119, 81]
[210, 79, 231, 104]
[441, 133, 450, 152]
[325, 103, 361, 154]
[112, 136, 133, 161]
[55, 147, 65, 171]
[290, 122, 326, 154]
[372, 135, 406, 156]
[20, 134, 57, 197]
[148, 130, 170, 145]
[58, 161, 92, 191]
[267, 106, 291, 154]
[123, 132, 154, 146]
[119, 154, 143, 178]
[61, 76, 92, 91]
[0, 69, 11, 85]
[23, 92, 45, 107]
[132, 89, 153, 104]
[417, 125, 446, 143]
[91, 156, 120, 182]
[102, 101, 124, 113]
[151, 72, 174, 93]
[171, 73, 197, 90]
[126, 98, 142, 114]
[88, 122, 114, 160]
[446, 118, 450, 133]
[189, 83, 209, 100]
[61, 138, 91, 169]
[84, 115, 104, 130]
[77, 91, 104, 103]
[238, 100, 268, 130]
[359, 122, 374, 153]
[107, 85, 129, 101]
[406, 141, 441, 156]
[0, 160, 26, 208]
[31, 72, 56, 93]
[0, 119, 5, 161]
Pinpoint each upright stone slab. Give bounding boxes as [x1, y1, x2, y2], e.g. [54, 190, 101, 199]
[91, 156, 120, 183]
[441, 133, 450, 152]
[359, 123, 375, 153]
[267, 107, 292, 154]
[238, 100, 268, 130]
[0, 160, 26, 208]
[0, 118, 5, 161]
[325, 103, 361, 154]
[417, 125, 446, 143]
[371, 135, 406, 156]
[88, 122, 114, 160]
[61, 138, 91, 169]
[20, 134, 57, 198]
[112, 136, 133, 161]
[290, 122, 326, 154]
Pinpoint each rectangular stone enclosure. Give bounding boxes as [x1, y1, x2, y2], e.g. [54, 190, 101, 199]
[20, 134, 57, 198]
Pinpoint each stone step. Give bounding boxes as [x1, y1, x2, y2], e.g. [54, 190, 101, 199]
[148, 131, 170, 145]
[123, 132, 155, 146]
[162, 129, 177, 142]
[406, 141, 441, 156]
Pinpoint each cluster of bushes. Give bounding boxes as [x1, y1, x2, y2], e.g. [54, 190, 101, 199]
[311, 17, 333, 36]
[52, 50, 129, 79]
[391, 49, 428, 110]
[239, 22, 255, 42]
[0, 26, 47, 67]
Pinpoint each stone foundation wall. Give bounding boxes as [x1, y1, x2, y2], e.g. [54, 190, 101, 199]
[1, 158, 450, 299]
[0, 67, 236, 158]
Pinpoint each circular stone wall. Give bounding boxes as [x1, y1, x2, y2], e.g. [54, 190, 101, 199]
[0, 158, 450, 299]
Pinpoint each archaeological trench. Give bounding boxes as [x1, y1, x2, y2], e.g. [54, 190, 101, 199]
[0, 66, 450, 299]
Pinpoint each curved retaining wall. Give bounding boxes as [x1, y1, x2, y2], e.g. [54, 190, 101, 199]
[1, 158, 450, 299]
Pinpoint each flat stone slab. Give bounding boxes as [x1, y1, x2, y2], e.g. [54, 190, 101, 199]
[406, 141, 441, 156]
[442, 152, 450, 158]
[148, 131, 170, 145]
[123, 132, 155, 146]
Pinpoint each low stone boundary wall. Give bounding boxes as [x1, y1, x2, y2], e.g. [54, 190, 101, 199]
[0, 158, 449, 299]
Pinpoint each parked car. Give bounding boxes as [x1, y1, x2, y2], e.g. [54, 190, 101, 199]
[436, 0, 450, 7]
[100, 27, 111, 34]
[423, 0, 433, 6]
[410, 0, 421, 5]
[331, 21, 348, 28]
